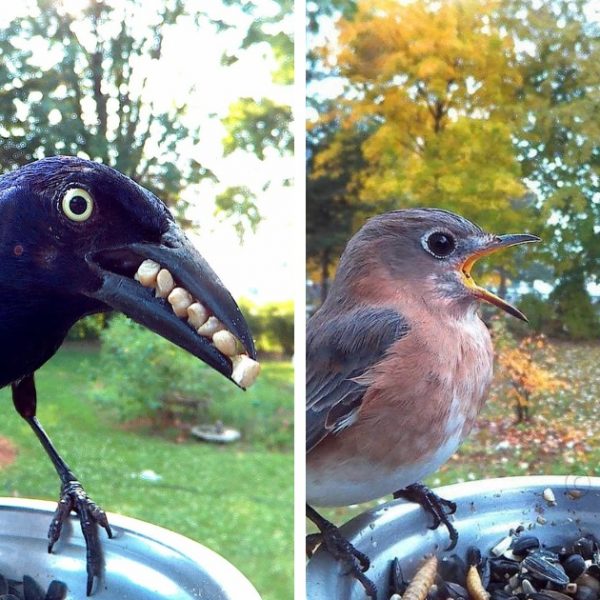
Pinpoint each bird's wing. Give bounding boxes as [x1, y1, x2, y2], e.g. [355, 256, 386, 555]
[306, 306, 409, 452]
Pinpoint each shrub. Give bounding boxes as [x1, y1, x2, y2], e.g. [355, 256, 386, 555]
[491, 319, 566, 422]
[506, 281, 600, 341]
[92, 315, 293, 449]
[67, 314, 108, 341]
[506, 292, 555, 337]
[93, 315, 229, 419]
[548, 273, 600, 340]
[238, 298, 294, 356]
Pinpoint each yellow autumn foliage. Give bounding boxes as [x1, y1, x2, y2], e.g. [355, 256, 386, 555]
[311, 0, 531, 234]
[495, 327, 566, 421]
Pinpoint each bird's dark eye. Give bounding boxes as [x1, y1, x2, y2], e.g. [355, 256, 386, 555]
[424, 231, 456, 258]
[61, 188, 94, 222]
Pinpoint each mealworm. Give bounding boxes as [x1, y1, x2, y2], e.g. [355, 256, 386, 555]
[466, 564, 490, 600]
[401, 556, 438, 600]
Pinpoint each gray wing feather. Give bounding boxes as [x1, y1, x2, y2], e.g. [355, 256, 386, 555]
[306, 307, 409, 452]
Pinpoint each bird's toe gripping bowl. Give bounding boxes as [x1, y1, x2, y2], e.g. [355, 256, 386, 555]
[0, 498, 261, 599]
[307, 476, 600, 600]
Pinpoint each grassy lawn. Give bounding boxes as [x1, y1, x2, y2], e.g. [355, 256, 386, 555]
[315, 339, 599, 526]
[0, 344, 293, 600]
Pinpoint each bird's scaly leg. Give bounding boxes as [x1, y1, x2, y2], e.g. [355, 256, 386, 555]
[306, 504, 378, 599]
[12, 374, 112, 596]
[393, 482, 458, 550]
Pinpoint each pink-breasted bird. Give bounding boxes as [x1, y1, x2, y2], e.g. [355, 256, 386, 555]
[306, 208, 539, 598]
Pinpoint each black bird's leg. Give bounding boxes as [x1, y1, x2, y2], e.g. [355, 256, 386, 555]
[11, 374, 112, 596]
[306, 504, 378, 599]
[393, 482, 458, 550]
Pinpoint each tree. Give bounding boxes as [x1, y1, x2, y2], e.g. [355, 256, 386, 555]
[548, 271, 600, 340]
[492, 320, 566, 423]
[307, 118, 375, 303]
[307, 0, 539, 299]
[218, 0, 294, 234]
[498, 0, 600, 317]
[0, 0, 214, 214]
[0, 0, 294, 238]
[319, 0, 527, 222]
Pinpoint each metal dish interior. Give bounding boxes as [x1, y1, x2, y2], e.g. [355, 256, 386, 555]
[307, 475, 600, 600]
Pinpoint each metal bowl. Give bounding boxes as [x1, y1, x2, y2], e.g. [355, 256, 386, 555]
[0, 497, 261, 599]
[307, 475, 600, 599]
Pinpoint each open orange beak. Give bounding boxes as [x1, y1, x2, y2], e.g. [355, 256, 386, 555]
[461, 233, 540, 321]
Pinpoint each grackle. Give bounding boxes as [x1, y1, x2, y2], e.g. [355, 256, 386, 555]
[0, 156, 256, 595]
[306, 209, 539, 598]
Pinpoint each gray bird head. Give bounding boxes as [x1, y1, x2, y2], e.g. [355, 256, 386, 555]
[335, 208, 539, 321]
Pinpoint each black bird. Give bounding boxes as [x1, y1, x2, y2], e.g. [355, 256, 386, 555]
[0, 156, 256, 594]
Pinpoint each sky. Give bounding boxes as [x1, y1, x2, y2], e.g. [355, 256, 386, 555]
[1, 0, 295, 303]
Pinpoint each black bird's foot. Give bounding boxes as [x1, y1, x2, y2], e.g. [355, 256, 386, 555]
[393, 482, 458, 550]
[48, 480, 113, 596]
[313, 526, 377, 598]
[306, 505, 377, 599]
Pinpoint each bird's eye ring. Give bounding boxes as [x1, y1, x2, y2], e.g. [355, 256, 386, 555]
[61, 188, 94, 222]
[422, 230, 456, 259]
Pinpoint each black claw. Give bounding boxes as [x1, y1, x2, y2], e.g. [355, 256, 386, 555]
[427, 513, 442, 530]
[340, 554, 377, 598]
[354, 548, 371, 573]
[306, 505, 378, 598]
[46, 481, 110, 596]
[354, 567, 378, 599]
[440, 497, 457, 514]
[445, 522, 459, 551]
[394, 482, 459, 550]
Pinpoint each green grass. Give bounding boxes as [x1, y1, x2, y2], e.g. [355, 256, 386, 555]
[313, 339, 600, 527]
[200, 359, 294, 450]
[0, 345, 293, 600]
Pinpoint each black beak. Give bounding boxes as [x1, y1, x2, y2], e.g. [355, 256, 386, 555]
[85, 221, 256, 385]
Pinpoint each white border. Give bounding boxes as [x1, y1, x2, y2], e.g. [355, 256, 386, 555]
[293, 0, 307, 597]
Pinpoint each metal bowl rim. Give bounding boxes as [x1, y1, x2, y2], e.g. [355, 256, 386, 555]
[329, 475, 600, 540]
[0, 496, 261, 599]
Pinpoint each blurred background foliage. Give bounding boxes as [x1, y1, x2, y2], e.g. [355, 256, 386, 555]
[94, 315, 293, 450]
[307, 0, 600, 341]
[68, 297, 294, 356]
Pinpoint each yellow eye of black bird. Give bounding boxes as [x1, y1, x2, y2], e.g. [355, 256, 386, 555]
[62, 187, 93, 221]
[425, 231, 456, 258]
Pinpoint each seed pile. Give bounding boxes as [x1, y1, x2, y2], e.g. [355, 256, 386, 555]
[388, 530, 600, 600]
[0, 572, 67, 600]
[134, 259, 260, 388]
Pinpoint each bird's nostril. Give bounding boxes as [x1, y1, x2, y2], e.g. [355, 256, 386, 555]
[94, 249, 141, 279]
